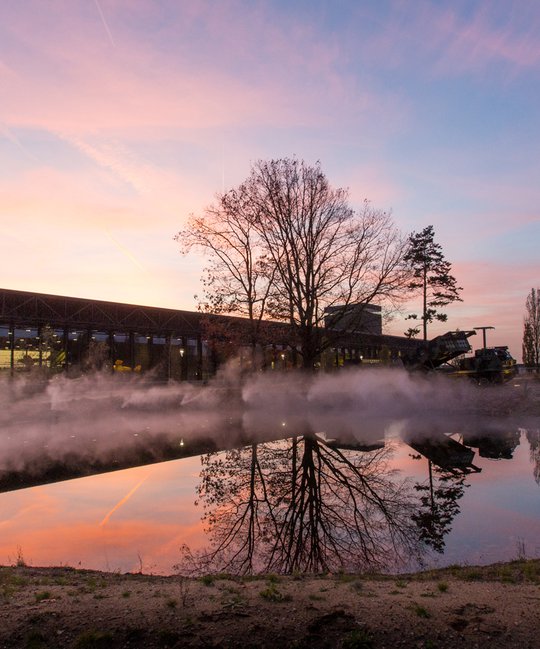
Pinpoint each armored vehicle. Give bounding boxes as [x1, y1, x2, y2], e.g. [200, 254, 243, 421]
[401, 331, 517, 383]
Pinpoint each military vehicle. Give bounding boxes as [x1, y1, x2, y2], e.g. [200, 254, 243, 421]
[401, 330, 517, 383]
[448, 346, 517, 384]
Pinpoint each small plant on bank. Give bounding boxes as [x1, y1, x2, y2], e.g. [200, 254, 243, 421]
[308, 593, 325, 601]
[10, 546, 28, 568]
[341, 628, 374, 649]
[178, 576, 191, 606]
[437, 581, 449, 593]
[413, 604, 431, 618]
[336, 571, 356, 583]
[259, 582, 291, 602]
[463, 568, 483, 581]
[34, 591, 52, 603]
[351, 580, 364, 593]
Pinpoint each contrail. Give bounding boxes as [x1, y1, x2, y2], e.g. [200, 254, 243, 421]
[94, 0, 116, 47]
[0, 122, 39, 161]
[99, 475, 149, 527]
[105, 230, 147, 271]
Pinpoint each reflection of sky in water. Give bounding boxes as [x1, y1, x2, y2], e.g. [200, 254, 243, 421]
[1, 370, 539, 574]
[438, 433, 540, 566]
[392, 430, 540, 568]
[0, 457, 204, 574]
[1, 430, 539, 574]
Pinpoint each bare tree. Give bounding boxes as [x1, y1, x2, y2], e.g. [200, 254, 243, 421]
[248, 159, 410, 368]
[181, 435, 423, 575]
[191, 443, 282, 574]
[523, 288, 540, 369]
[175, 186, 275, 357]
[178, 158, 410, 370]
[266, 434, 422, 573]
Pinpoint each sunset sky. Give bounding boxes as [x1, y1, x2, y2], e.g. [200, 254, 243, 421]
[1, 1, 539, 359]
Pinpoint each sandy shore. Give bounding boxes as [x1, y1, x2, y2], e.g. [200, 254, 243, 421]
[1, 560, 539, 648]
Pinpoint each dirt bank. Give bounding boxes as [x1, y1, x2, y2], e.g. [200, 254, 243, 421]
[1, 560, 539, 648]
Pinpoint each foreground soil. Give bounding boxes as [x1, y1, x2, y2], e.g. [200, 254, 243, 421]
[1, 561, 539, 648]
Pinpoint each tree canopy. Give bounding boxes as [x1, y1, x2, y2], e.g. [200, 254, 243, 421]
[177, 157, 410, 369]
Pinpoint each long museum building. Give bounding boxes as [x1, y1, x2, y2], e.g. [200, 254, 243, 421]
[0, 288, 419, 380]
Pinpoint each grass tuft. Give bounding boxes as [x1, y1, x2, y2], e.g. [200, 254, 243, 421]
[259, 582, 292, 602]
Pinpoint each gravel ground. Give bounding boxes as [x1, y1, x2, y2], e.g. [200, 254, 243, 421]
[1, 561, 539, 648]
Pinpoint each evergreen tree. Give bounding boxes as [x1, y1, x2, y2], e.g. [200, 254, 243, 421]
[523, 288, 540, 369]
[403, 225, 462, 340]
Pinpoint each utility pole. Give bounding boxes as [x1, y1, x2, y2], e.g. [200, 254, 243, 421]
[473, 326, 494, 349]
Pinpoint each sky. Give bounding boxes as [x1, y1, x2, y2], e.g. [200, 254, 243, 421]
[1, 0, 539, 360]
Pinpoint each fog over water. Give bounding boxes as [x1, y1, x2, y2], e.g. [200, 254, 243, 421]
[1, 366, 539, 574]
[0, 365, 532, 478]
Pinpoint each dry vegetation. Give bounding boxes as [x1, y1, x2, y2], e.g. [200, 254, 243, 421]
[1, 560, 539, 648]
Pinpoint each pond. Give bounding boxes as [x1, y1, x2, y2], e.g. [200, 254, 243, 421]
[1, 370, 539, 575]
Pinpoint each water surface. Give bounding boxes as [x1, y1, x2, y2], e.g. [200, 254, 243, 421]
[1, 371, 538, 574]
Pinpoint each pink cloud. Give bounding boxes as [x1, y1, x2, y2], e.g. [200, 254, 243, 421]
[0, 1, 397, 141]
[355, 1, 540, 77]
[435, 4, 540, 73]
[342, 161, 411, 209]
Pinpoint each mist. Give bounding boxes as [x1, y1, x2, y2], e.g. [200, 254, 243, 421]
[0, 363, 532, 485]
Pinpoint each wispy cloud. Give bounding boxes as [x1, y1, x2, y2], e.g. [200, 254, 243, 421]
[356, 1, 540, 77]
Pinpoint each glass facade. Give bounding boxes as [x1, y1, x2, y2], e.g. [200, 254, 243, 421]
[149, 335, 167, 379]
[0, 289, 416, 381]
[40, 326, 65, 371]
[66, 329, 89, 372]
[112, 332, 130, 372]
[133, 334, 151, 372]
[0, 318, 391, 379]
[169, 337, 186, 381]
[0, 325, 12, 372]
[13, 326, 40, 372]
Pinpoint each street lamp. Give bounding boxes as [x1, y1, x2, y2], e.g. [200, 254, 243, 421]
[473, 326, 494, 349]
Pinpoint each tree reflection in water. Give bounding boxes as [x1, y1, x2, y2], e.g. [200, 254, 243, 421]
[411, 461, 467, 554]
[527, 429, 540, 484]
[407, 433, 479, 554]
[179, 434, 424, 575]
